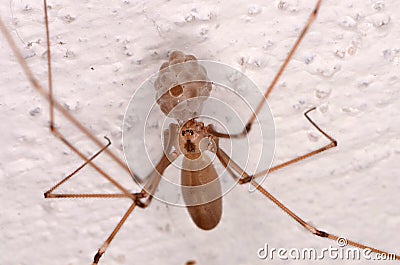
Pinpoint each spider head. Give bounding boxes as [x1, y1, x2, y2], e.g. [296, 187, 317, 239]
[178, 119, 216, 159]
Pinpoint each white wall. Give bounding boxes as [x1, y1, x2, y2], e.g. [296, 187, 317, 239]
[0, 0, 399, 264]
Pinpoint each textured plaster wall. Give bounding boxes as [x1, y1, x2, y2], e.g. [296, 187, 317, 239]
[0, 0, 399, 265]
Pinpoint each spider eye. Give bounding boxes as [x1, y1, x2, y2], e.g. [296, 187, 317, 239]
[182, 131, 185, 136]
[189, 130, 194, 135]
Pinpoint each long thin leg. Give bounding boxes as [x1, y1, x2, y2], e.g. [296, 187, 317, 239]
[251, 179, 400, 260]
[45, 124, 179, 202]
[43, 0, 54, 130]
[208, 0, 323, 138]
[252, 107, 337, 179]
[250, 107, 336, 182]
[136, 150, 179, 208]
[216, 147, 399, 259]
[3, 3, 178, 264]
[0, 4, 147, 201]
[92, 202, 136, 265]
[216, 107, 336, 184]
[50, 128, 137, 200]
[91, 128, 179, 264]
[91, 153, 178, 265]
[46, 145, 178, 263]
[44, 136, 114, 198]
[0, 1, 135, 186]
[135, 124, 180, 207]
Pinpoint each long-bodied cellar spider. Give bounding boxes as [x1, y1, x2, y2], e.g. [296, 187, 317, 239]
[1, 0, 399, 264]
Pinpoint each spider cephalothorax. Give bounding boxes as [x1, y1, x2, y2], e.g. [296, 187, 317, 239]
[177, 119, 216, 160]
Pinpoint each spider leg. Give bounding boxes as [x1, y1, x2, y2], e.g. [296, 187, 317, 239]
[91, 125, 179, 264]
[92, 202, 136, 265]
[91, 151, 179, 264]
[250, 107, 336, 183]
[135, 123, 181, 207]
[1, 8, 184, 263]
[208, 0, 323, 139]
[216, 146, 399, 260]
[215, 107, 336, 184]
[251, 180, 400, 260]
[42, 135, 133, 199]
[0, 0, 137, 198]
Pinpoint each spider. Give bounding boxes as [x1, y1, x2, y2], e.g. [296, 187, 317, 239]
[0, 0, 399, 264]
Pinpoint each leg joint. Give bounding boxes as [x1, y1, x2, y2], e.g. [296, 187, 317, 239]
[134, 196, 150, 209]
[239, 175, 253, 184]
[93, 250, 102, 265]
[314, 229, 329, 238]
